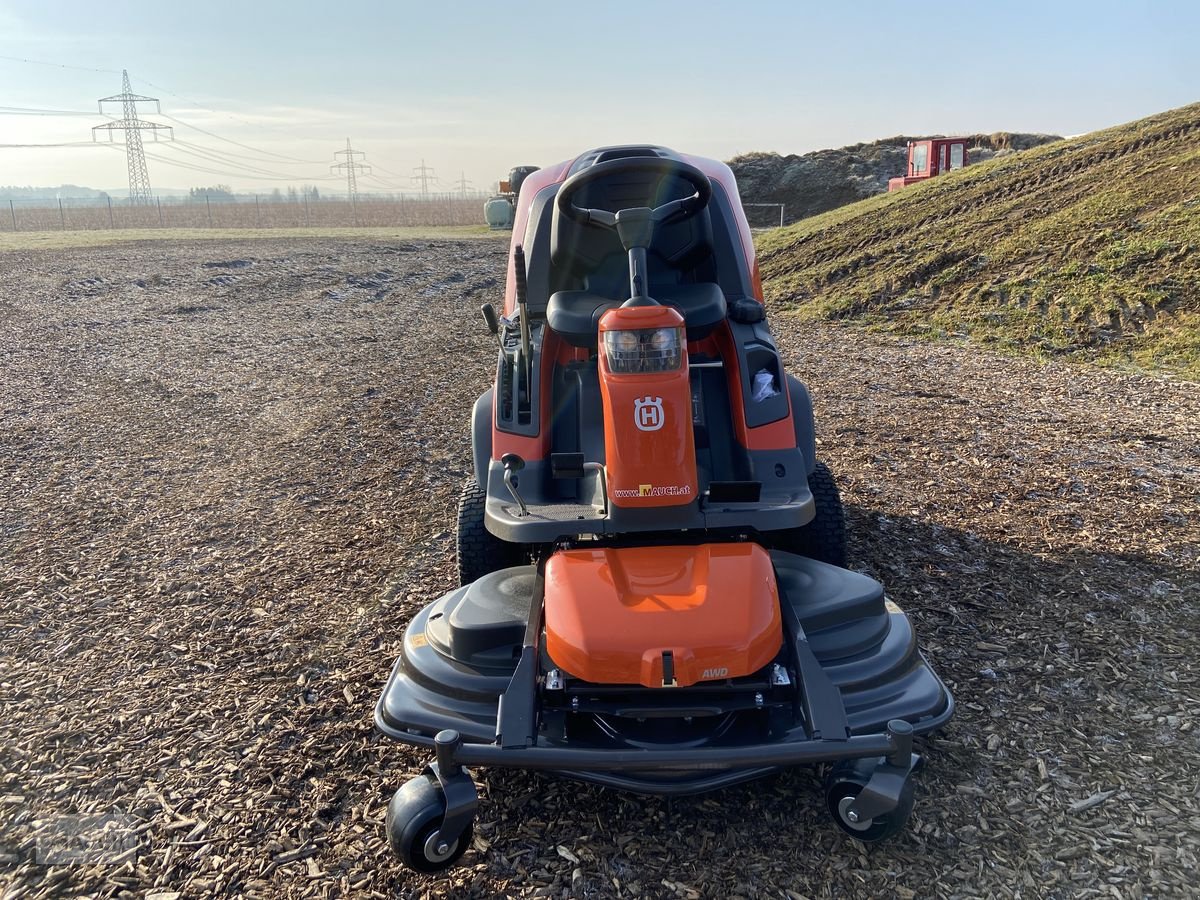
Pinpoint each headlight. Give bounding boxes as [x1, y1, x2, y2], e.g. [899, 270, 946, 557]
[602, 326, 684, 373]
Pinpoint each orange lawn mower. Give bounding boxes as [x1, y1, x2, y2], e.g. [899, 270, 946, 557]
[374, 147, 953, 871]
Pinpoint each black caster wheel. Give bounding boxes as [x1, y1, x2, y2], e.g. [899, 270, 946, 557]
[386, 774, 474, 873]
[824, 766, 915, 843]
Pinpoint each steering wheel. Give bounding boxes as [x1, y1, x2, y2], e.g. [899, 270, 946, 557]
[555, 157, 713, 231]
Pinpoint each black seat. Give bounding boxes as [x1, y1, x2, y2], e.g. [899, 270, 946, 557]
[546, 291, 620, 348]
[654, 283, 727, 338]
[547, 282, 727, 348]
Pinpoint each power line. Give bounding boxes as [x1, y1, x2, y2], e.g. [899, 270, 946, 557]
[172, 138, 319, 166]
[161, 113, 324, 164]
[127, 73, 327, 147]
[366, 160, 410, 180]
[132, 146, 338, 183]
[91, 69, 173, 205]
[0, 53, 120, 75]
[362, 172, 412, 193]
[0, 141, 112, 148]
[454, 170, 472, 196]
[167, 141, 323, 181]
[0, 105, 109, 117]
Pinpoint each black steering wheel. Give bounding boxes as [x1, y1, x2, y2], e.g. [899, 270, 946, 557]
[555, 156, 713, 231]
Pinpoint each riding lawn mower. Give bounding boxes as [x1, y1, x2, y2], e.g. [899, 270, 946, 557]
[374, 146, 953, 871]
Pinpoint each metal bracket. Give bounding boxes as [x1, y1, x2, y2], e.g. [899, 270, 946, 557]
[777, 575, 850, 741]
[844, 720, 920, 823]
[426, 729, 478, 851]
[495, 564, 546, 748]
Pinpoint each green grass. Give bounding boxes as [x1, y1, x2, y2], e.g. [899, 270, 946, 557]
[0, 224, 500, 252]
[756, 102, 1200, 380]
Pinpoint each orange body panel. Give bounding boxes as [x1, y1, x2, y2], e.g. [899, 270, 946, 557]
[597, 306, 697, 508]
[494, 152, 775, 463]
[544, 543, 783, 687]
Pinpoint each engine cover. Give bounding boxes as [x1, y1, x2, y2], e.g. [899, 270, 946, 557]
[543, 543, 782, 688]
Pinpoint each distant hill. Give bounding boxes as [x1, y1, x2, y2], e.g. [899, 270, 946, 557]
[0, 185, 213, 200]
[755, 103, 1200, 379]
[730, 132, 1061, 223]
[0, 184, 112, 200]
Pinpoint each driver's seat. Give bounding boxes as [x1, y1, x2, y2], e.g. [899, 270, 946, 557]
[547, 283, 727, 349]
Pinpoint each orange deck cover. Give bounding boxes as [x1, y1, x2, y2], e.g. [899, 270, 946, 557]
[543, 543, 783, 688]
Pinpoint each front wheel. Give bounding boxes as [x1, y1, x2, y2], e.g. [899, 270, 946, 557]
[824, 772, 915, 843]
[386, 775, 474, 873]
[456, 478, 523, 586]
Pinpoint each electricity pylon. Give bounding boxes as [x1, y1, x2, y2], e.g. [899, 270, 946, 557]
[331, 138, 370, 202]
[412, 159, 436, 196]
[92, 69, 172, 205]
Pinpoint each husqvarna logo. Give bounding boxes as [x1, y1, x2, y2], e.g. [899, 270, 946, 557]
[634, 396, 664, 432]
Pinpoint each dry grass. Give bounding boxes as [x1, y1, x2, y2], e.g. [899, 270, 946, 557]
[756, 102, 1200, 379]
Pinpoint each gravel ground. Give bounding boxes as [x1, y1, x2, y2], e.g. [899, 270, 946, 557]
[1, 237, 1198, 899]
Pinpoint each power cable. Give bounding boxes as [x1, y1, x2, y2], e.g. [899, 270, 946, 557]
[160, 113, 325, 164]
[128, 73, 326, 148]
[0, 105, 110, 117]
[166, 141, 321, 181]
[0, 54, 120, 75]
[132, 145, 338, 182]
[0, 141, 111, 148]
[172, 138, 317, 166]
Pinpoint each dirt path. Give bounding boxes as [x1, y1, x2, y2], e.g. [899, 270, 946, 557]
[1, 238, 1197, 898]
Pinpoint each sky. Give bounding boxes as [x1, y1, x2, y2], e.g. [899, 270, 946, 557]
[1, 0, 1197, 196]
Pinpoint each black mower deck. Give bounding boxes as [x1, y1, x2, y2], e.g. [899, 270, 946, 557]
[376, 550, 952, 795]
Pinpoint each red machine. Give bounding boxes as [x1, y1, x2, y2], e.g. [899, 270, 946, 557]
[888, 137, 970, 191]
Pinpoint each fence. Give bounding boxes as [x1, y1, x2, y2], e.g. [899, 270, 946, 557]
[743, 202, 786, 228]
[0, 193, 493, 233]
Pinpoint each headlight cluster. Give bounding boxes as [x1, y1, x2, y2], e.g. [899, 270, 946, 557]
[602, 327, 684, 373]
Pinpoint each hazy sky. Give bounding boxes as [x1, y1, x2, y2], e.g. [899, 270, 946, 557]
[1, 0, 1197, 194]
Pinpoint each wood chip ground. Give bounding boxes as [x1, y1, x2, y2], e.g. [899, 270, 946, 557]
[1, 238, 1197, 898]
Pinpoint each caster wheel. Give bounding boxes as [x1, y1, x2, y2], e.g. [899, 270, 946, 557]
[386, 774, 474, 873]
[824, 771, 915, 843]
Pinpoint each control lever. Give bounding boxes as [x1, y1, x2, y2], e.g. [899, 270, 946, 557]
[481, 303, 503, 352]
[513, 246, 532, 394]
[500, 452, 529, 517]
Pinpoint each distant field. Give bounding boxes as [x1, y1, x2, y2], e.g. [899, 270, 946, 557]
[757, 102, 1200, 379]
[1, 195, 489, 235]
[0, 224, 498, 251]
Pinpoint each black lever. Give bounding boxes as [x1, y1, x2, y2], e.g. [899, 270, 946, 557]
[481, 303, 503, 353]
[500, 453, 528, 517]
[481, 303, 499, 335]
[513, 246, 532, 393]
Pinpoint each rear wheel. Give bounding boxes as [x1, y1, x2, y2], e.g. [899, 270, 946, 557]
[456, 478, 523, 586]
[767, 461, 847, 567]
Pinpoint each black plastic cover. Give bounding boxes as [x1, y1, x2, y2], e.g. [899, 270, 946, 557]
[426, 567, 534, 670]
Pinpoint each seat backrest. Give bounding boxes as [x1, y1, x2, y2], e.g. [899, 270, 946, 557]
[550, 169, 716, 300]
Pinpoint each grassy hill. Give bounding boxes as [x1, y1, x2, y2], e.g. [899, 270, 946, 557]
[730, 131, 1060, 223]
[756, 103, 1200, 379]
